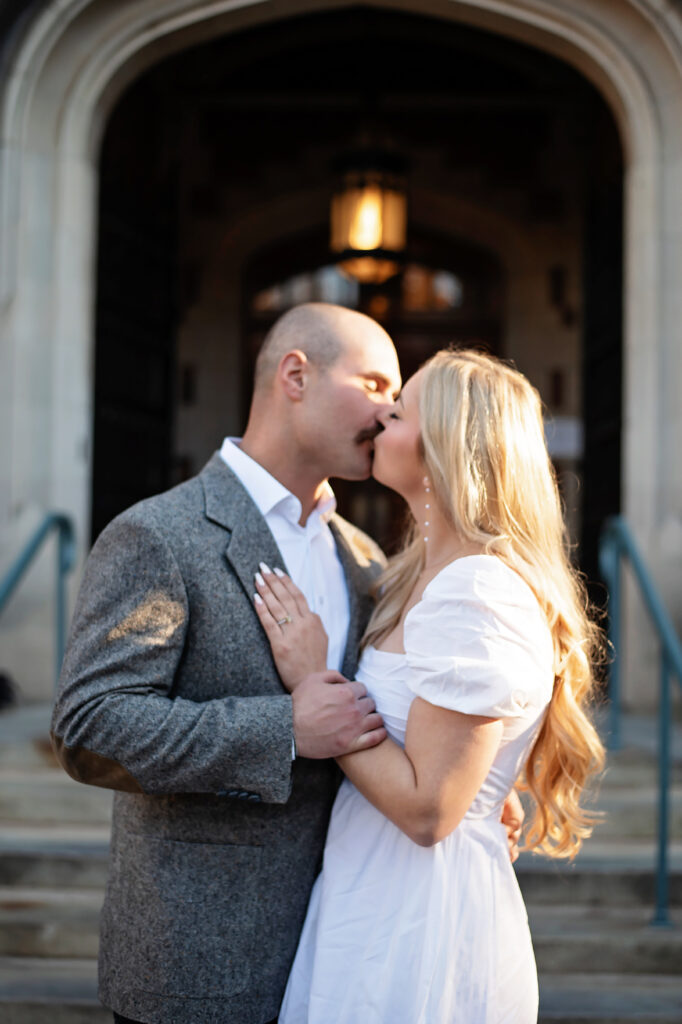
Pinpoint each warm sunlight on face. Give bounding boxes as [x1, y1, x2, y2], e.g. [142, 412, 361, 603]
[298, 322, 401, 482]
[371, 369, 425, 498]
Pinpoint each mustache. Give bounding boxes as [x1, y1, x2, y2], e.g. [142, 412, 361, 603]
[355, 424, 384, 444]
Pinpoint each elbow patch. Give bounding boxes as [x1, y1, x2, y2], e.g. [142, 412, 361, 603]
[50, 732, 145, 793]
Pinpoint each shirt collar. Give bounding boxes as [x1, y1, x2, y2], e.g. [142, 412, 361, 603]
[219, 438, 336, 527]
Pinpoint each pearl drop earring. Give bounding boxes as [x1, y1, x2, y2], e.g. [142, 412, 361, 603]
[423, 476, 431, 542]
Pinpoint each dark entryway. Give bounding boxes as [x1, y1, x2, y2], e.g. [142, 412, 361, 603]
[91, 5, 623, 572]
[91, 88, 180, 541]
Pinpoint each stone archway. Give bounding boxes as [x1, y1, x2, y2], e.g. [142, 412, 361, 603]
[1, 0, 681, 703]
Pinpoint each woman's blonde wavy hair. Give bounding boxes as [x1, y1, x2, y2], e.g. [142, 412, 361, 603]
[364, 348, 605, 859]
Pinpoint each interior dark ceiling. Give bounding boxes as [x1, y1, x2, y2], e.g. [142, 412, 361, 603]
[101, 5, 621, 249]
[108, 5, 606, 169]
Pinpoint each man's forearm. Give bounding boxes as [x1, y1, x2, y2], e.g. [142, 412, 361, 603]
[53, 688, 295, 802]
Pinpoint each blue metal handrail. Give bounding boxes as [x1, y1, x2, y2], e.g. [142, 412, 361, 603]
[0, 513, 76, 686]
[599, 515, 682, 926]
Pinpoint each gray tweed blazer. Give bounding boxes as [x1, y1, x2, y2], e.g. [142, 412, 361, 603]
[51, 453, 385, 1024]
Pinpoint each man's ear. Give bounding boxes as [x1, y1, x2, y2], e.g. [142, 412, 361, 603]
[278, 349, 309, 402]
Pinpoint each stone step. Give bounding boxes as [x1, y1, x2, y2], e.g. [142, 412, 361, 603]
[0, 887, 103, 958]
[590, 786, 682, 838]
[0, 737, 59, 773]
[538, 972, 682, 1023]
[0, 706, 54, 772]
[0, 827, 109, 888]
[529, 904, 682, 974]
[2, 825, 681, 907]
[0, 772, 113, 825]
[597, 753, 682, 789]
[3, 886, 681, 974]
[519, 782, 682, 841]
[0, 957, 109, 1024]
[1, 959, 681, 1024]
[516, 840, 682, 906]
[1, 766, 678, 838]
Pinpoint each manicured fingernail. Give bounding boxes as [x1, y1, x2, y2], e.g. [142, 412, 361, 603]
[254, 593, 263, 604]
[255, 572, 265, 586]
[260, 562, 272, 575]
[274, 567, 285, 577]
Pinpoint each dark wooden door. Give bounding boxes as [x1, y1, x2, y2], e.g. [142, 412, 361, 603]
[580, 129, 623, 598]
[90, 212, 177, 542]
[90, 77, 180, 543]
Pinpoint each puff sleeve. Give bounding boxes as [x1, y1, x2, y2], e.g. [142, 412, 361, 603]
[404, 557, 553, 719]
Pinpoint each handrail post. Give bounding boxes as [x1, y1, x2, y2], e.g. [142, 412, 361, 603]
[0, 512, 76, 691]
[599, 526, 622, 751]
[652, 650, 672, 927]
[56, 522, 67, 685]
[55, 515, 76, 687]
[598, 515, 682, 926]
[608, 542, 622, 752]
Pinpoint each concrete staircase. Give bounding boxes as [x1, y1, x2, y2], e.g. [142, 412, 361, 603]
[521, 735, 682, 1024]
[0, 705, 681, 1023]
[0, 705, 111, 1023]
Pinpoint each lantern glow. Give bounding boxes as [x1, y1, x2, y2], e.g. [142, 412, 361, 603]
[330, 156, 407, 284]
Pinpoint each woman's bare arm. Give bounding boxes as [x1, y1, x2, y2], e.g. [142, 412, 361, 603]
[254, 566, 514, 847]
[337, 697, 503, 846]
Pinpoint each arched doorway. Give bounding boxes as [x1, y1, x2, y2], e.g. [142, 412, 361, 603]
[90, 6, 620, 586]
[2, 0, 680, 704]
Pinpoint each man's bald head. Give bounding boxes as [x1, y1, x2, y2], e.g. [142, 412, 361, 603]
[254, 302, 386, 392]
[242, 301, 401, 493]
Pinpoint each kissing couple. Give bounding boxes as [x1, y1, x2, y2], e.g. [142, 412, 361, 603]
[52, 302, 604, 1023]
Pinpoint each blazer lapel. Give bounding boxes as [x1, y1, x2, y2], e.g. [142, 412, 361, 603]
[201, 454, 376, 680]
[200, 453, 286, 601]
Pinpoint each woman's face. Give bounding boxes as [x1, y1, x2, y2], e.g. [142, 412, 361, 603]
[372, 369, 425, 498]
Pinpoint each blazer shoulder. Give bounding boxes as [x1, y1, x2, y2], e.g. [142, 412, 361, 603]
[331, 513, 387, 571]
[99, 475, 205, 541]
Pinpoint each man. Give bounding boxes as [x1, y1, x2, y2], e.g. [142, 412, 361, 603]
[52, 303, 521, 1024]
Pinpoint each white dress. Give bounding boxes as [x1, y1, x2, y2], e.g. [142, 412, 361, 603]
[280, 555, 555, 1024]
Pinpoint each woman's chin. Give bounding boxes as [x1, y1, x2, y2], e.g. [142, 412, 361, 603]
[371, 465, 412, 504]
[370, 458, 386, 485]
[371, 461, 397, 493]
[371, 452, 406, 495]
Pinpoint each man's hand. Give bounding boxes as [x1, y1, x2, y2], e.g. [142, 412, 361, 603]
[292, 671, 387, 759]
[501, 788, 525, 863]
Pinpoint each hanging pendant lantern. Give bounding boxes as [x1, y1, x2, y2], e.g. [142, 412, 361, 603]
[330, 151, 407, 284]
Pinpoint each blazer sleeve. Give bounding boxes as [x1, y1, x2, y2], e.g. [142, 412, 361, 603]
[50, 510, 294, 804]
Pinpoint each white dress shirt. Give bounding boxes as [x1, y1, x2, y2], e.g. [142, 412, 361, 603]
[219, 438, 351, 673]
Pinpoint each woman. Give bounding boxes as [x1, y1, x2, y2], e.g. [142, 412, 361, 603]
[254, 348, 605, 1023]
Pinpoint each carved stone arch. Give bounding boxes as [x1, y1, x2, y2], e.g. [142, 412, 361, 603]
[2, 0, 681, 702]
